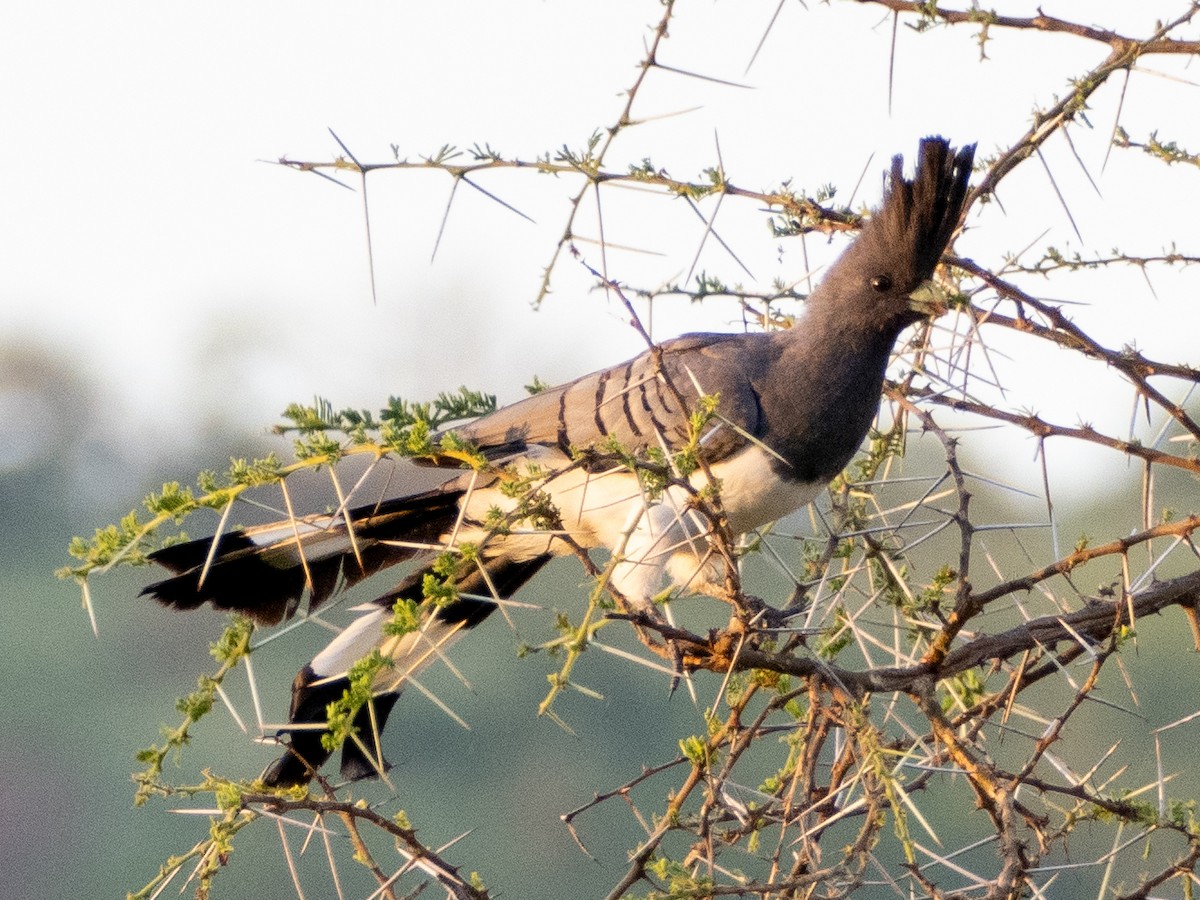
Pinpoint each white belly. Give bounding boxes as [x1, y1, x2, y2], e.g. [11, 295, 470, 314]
[450, 444, 820, 606]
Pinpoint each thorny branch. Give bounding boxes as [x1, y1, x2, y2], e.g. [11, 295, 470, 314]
[858, 0, 1200, 57]
[70, 3, 1200, 899]
[242, 792, 489, 900]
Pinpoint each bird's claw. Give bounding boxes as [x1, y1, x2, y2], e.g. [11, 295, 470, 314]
[738, 594, 794, 630]
[666, 641, 685, 696]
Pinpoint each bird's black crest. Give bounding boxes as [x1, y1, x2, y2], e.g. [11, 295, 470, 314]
[871, 136, 976, 289]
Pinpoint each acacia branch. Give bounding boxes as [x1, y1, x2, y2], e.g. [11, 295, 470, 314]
[857, 0, 1200, 56]
[955, 256, 1200, 430]
[649, 568, 1200, 693]
[898, 384, 1200, 475]
[242, 793, 489, 900]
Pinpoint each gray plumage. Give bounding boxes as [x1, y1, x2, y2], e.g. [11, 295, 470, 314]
[143, 137, 975, 786]
[455, 138, 973, 487]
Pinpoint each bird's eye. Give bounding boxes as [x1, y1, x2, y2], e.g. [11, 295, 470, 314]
[870, 274, 893, 292]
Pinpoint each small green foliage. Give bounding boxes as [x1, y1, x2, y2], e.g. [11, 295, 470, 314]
[292, 430, 344, 464]
[386, 598, 422, 637]
[280, 388, 496, 439]
[722, 671, 752, 706]
[279, 397, 342, 432]
[553, 611, 572, 638]
[228, 453, 284, 487]
[1168, 798, 1198, 832]
[679, 393, 720, 481]
[422, 570, 459, 607]
[597, 390, 721, 510]
[702, 165, 727, 190]
[201, 812, 240, 892]
[498, 461, 547, 499]
[662, 163, 730, 202]
[63, 387, 497, 590]
[816, 606, 853, 659]
[1114, 127, 1200, 169]
[468, 142, 504, 162]
[126, 792, 255, 900]
[760, 720, 810, 796]
[144, 482, 198, 520]
[177, 677, 216, 719]
[410, 547, 479, 608]
[213, 779, 245, 812]
[628, 157, 666, 181]
[768, 186, 855, 238]
[62, 509, 152, 573]
[382, 416, 434, 456]
[555, 130, 604, 176]
[642, 856, 715, 899]
[482, 504, 512, 534]
[641, 446, 670, 497]
[752, 668, 783, 691]
[422, 143, 461, 165]
[783, 696, 806, 720]
[679, 734, 709, 768]
[869, 553, 913, 611]
[321, 650, 392, 754]
[962, 4, 998, 58]
[1093, 793, 1158, 826]
[759, 773, 782, 794]
[524, 375, 552, 395]
[796, 536, 830, 579]
[692, 271, 729, 297]
[196, 469, 220, 493]
[431, 550, 460, 577]
[854, 424, 906, 482]
[492, 463, 560, 531]
[940, 667, 987, 714]
[645, 856, 688, 882]
[211, 616, 253, 665]
[920, 564, 956, 612]
[277, 389, 497, 462]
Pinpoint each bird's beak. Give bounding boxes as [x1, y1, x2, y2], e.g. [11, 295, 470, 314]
[907, 281, 949, 319]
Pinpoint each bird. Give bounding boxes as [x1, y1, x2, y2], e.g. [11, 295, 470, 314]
[142, 136, 975, 787]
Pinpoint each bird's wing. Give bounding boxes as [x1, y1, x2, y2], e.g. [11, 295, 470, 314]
[140, 334, 770, 626]
[449, 331, 772, 465]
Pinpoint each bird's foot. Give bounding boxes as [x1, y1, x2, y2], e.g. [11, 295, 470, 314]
[737, 594, 794, 630]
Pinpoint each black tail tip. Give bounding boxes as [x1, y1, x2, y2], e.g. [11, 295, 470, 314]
[260, 750, 317, 788]
[259, 743, 394, 788]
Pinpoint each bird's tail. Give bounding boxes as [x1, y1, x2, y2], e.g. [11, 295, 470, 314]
[261, 550, 552, 787]
[141, 481, 468, 625]
[140, 474, 553, 786]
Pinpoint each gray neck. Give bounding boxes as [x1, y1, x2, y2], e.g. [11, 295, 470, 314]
[758, 310, 903, 483]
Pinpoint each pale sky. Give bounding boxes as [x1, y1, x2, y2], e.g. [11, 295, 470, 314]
[2, 1, 1197, 500]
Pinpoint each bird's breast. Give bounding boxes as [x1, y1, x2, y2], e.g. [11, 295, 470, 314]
[699, 445, 823, 534]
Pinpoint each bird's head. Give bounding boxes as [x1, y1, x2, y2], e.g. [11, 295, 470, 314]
[812, 137, 975, 339]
